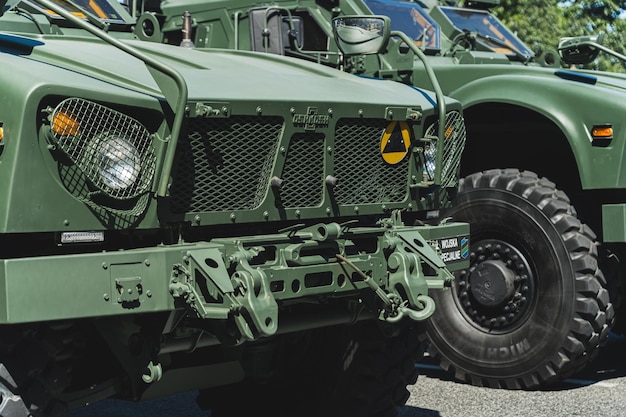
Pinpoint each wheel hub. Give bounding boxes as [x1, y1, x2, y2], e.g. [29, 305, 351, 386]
[455, 239, 533, 330]
[469, 260, 515, 307]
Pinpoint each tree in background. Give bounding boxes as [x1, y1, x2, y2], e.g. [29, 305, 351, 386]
[562, 0, 626, 71]
[491, 0, 569, 59]
[490, 0, 626, 72]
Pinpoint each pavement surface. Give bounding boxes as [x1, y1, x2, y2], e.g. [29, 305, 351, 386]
[70, 333, 626, 417]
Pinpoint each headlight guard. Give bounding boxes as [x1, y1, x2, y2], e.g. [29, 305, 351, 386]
[423, 111, 466, 187]
[50, 98, 155, 200]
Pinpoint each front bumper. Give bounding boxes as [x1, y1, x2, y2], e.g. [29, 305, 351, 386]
[0, 217, 469, 339]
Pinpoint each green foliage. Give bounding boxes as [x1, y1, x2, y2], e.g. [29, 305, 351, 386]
[491, 0, 568, 57]
[562, 0, 626, 71]
[489, 0, 626, 72]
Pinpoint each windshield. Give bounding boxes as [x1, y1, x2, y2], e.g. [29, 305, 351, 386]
[364, 0, 440, 52]
[439, 6, 533, 58]
[21, 0, 130, 23]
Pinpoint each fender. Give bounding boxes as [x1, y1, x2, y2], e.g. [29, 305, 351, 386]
[434, 69, 626, 190]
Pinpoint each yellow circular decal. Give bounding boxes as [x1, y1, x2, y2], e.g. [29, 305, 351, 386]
[380, 121, 411, 164]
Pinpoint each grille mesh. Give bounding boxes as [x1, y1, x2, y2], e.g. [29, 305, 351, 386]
[169, 116, 282, 213]
[280, 133, 325, 208]
[50, 98, 155, 199]
[334, 119, 409, 205]
[167, 113, 465, 214]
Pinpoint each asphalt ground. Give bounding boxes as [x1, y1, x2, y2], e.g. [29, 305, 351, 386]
[401, 331, 626, 416]
[70, 332, 626, 417]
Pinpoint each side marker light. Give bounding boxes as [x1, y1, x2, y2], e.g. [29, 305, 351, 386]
[591, 125, 613, 139]
[591, 125, 613, 148]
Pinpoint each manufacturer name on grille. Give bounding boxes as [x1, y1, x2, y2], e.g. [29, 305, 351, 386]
[292, 107, 329, 131]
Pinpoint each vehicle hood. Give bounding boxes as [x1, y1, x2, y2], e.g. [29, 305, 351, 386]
[514, 64, 626, 92]
[439, 58, 626, 92]
[2, 33, 447, 109]
[563, 67, 626, 91]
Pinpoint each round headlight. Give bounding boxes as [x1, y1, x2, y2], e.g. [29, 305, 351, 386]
[423, 140, 437, 181]
[97, 136, 141, 191]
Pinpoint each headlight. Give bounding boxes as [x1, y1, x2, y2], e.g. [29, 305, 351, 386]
[95, 135, 142, 191]
[49, 98, 155, 199]
[423, 140, 437, 181]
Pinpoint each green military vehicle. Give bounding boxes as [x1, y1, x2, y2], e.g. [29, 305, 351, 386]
[0, 0, 470, 415]
[129, 0, 619, 390]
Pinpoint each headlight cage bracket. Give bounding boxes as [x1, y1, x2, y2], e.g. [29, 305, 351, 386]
[49, 97, 156, 200]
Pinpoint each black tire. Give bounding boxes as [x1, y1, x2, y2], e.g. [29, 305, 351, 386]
[198, 320, 422, 417]
[423, 169, 614, 389]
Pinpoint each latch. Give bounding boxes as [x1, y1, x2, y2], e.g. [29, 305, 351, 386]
[115, 276, 143, 303]
[189, 102, 230, 118]
[384, 107, 422, 121]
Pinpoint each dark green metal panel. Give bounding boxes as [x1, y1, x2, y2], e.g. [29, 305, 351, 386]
[603, 204, 626, 242]
[0, 219, 468, 324]
[0, 246, 180, 323]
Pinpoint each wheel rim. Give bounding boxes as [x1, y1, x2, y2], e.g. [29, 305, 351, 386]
[454, 238, 536, 333]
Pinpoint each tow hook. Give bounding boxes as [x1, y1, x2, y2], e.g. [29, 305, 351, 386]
[335, 254, 435, 322]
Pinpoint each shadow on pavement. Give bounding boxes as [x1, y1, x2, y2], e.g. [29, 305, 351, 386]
[552, 331, 626, 390]
[414, 331, 626, 392]
[397, 406, 442, 417]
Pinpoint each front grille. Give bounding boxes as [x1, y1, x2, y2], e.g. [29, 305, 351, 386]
[334, 119, 408, 205]
[168, 115, 434, 214]
[169, 116, 282, 213]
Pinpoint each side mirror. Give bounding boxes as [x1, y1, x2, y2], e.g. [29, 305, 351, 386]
[558, 34, 604, 65]
[332, 15, 391, 56]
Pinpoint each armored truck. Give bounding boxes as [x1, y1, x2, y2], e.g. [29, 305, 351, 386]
[0, 0, 470, 415]
[129, 0, 619, 390]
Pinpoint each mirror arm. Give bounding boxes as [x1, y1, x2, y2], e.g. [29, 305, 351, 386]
[583, 41, 626, 64]
[560, 40, 626, 65]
